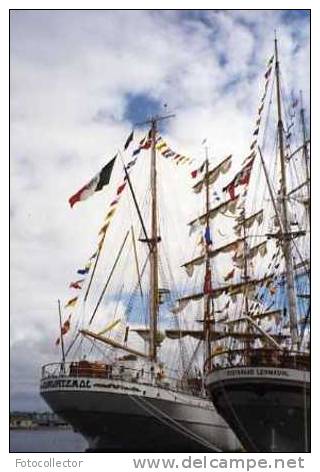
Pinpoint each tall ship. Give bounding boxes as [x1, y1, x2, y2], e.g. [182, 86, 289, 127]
[201, 38, 310, 452]
[40, 114, 241, 452]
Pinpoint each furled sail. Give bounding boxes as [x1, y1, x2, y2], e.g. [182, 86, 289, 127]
[233, 209, 264, 236]
[177, 274, 276, 306]
[224, 309, 282, 326]
[233, 240, 268, 268]
[131, 328, 165, 346]
[192, 155, 232, 194]
[182, 238, 245, 277]
[165, 330, 289, 342]
[165, 329, 206, 340]
[188, 196, 239, 235]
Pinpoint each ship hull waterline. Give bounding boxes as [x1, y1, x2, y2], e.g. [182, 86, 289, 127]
[40, 376, 241, 452]
[206, 367, 310, 453]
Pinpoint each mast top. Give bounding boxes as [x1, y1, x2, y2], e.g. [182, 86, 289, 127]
[134, 113, 175, 128]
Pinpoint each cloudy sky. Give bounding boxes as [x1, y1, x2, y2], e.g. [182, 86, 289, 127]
[10, 10, 310, 411]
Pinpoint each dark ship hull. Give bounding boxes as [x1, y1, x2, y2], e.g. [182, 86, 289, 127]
[206, 366, 310, 452]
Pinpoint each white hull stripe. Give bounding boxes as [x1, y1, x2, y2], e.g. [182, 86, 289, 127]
[206, 367, 310, 385]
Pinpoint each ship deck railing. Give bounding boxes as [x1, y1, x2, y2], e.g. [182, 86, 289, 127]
[204, 347, 310, 374]
[40, 362, 205, 398]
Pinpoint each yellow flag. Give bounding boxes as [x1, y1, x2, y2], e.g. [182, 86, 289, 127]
[107, 207, 116, 219]
[97, 318, 121, 336]
[99, 222, 110, 235]
[156, 142, 167, 150]
[65, 297, 78, 308]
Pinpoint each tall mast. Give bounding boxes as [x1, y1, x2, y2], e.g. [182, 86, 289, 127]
[274, 36, 299, 347]
[204, 149, 212, 364]
[149, 118, 159, 361]
[242, 210, 251, 357]
[135, 113, 174, 362]
[237, 207, 251, 360]
[242, 210, 250, 318]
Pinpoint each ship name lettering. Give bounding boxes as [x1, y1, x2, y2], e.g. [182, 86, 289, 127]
[256, 368, 289, 377]
[226, 368, 289, 378]
[227, 369, 255, 376]
[41, 379, 92, 389]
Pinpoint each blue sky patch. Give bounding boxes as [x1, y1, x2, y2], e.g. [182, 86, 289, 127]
[124, 93, 162, 127]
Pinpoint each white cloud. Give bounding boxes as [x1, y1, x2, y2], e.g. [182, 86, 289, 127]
[10, 9, 310, 410]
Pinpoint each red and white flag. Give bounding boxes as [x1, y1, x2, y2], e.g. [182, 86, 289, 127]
[69, 156, 116, 208]
[223, 159, 254, 200]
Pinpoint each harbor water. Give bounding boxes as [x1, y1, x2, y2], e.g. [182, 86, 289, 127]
[10, 429, 88, 453]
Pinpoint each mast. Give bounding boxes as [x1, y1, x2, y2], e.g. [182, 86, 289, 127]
[274, 36, 299, 347]
[204, 149, 212, 364]
[238, 207, 252, 360]
[149, 118, 159, 361]
[135, 113, 174, 362]
[242, 210, 250, 318]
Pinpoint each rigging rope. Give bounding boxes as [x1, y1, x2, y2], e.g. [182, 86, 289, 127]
[128, 394, 222, 452]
